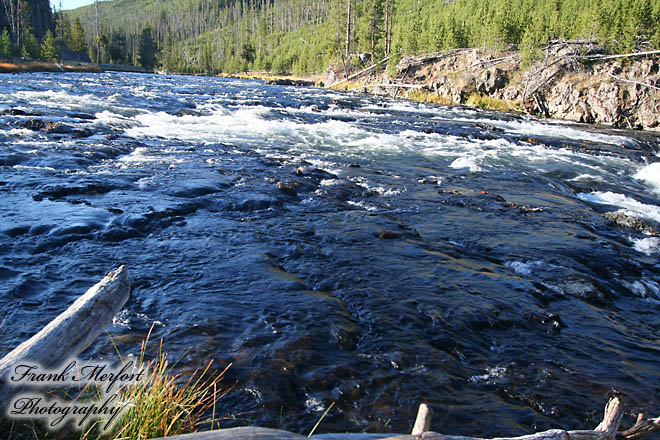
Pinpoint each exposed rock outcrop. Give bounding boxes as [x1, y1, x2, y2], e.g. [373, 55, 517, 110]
[329, 44, 660, 130]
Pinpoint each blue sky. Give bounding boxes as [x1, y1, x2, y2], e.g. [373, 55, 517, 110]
[50, 0, 96, 11]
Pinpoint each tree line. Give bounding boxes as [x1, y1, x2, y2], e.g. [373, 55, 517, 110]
[66, 0, 660, 74]
[4, 0, 660, 74]
[0, 0, 54, 59]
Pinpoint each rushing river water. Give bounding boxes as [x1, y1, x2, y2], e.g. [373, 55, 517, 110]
[0, 72, 659, 436]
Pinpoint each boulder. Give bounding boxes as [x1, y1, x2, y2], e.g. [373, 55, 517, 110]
[477, 68, 507, 94]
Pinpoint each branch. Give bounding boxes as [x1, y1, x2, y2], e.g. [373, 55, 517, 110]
[148, 398, 660, 440]
[327, 56, 389, 88]
[608, 73, 660, 92]
[618, 415, 660, 440]
[577, 50, 660, 60]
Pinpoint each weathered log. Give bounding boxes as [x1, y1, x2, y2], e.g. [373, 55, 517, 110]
[0, 266, 130, 405]
[411, 403, 432, 435]
[577, 50, 660, 61]
[617, 415, 660, 440]
[328, 57, 390, 88]
[149, 398, 658, 440]
[608, 73, 660, 92]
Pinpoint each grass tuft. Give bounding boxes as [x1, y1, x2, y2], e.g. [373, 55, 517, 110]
[465, 93, 522, 112]
[3, 327, 232, 440]
[82, 329, 232, 440]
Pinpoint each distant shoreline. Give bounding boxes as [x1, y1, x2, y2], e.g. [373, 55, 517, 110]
[0, 60, 150, 74]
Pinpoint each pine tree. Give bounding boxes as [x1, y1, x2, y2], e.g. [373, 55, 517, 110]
[69, 17, 87, 52]
[138, 27, 158, 69]
[520, 24, 541, 67]
[40, 29, 58, 61]
[0, 29, 13, 58]
[21, 27, 40, 59]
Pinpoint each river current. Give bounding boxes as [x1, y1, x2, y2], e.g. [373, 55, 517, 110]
[0, 72, 659, 435]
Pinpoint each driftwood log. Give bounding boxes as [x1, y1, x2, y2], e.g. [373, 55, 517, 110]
[149, 398, 659, 440]
[328, 57, 390, 88]
[0, 265, 130, 406]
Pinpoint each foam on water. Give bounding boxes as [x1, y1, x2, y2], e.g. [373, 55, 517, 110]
[122, 103, 642, 183]
[631, 237, 660, 255]
[13, 89, 105, 110]
[445, 116, 636, 147]
[569, 174, 605, 182]
[634, 162, 660, 194]
[577, 191, 660, 224]
[506, 260, 546, 276]
[450, 156, 483, 172]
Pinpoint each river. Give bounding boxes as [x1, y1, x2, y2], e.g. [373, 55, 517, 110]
[0, 72, 659, 435]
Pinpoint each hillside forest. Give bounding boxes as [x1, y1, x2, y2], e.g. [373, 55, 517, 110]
[1, 0, 660, 75]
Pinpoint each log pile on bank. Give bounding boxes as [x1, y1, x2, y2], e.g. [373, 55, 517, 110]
[325, 43, 660, 130]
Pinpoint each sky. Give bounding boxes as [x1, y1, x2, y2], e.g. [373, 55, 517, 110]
[50, 0, 96, 11]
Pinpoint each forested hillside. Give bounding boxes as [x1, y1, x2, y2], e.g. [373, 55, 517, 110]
[65, 0, 660, 75]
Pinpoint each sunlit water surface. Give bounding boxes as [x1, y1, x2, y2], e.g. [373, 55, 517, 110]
[1, 72, 659, 435]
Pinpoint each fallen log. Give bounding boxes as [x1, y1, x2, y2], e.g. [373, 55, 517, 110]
[148, 398, 659, 440]
[0, 265, 130, 406]
[356, 83, 425, 89]
[607, 73, 660, 92]
[577, 50, 660, 61]
[328, 57, 390, 88]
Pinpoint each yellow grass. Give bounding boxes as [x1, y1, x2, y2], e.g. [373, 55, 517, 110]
[80, 328, 232, 440]
[465, 93, 522, 112]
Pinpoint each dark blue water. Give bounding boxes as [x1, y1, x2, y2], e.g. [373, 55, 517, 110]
[1, 72, 659, 436]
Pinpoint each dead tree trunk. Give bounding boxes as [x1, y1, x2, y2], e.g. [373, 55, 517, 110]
[0, 266, 131, 408]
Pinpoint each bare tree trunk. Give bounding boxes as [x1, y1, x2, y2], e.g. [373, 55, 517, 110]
[345, 0, 351, 59]
[370, 0, 376, 55]
[15, 0, 20, 49]
[95, 0, 100, 63]
[1, 0, 18, 44]
[384, 0, 390, 56]
[388, 0, 394, 56]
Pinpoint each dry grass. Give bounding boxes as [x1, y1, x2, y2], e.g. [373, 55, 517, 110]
[407, 89, 453, 105]
[0, 61, 102, 73]
[83, 329, 232, 440]
[220, 71, 321, 83]
[465, 93, 522, 112]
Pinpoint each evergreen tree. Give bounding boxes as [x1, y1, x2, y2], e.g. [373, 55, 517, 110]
[520, 24, 541, 67]
[96, 32, 109, 63]
[0, 29, 13, 58]
[69, 17, 87, 52]
[108, 31, 126, 63]
[40, 29, 57, 60]
[21, 27, 40, 59]
[138, 26, 158, 69]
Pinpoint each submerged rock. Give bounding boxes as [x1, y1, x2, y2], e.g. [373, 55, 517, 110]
[276, 181, 298, 196]
[18, 119, 75, 134]
[378, 230, 401, 239]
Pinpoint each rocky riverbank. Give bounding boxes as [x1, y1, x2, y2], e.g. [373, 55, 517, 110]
[325, 43, 660, 131]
